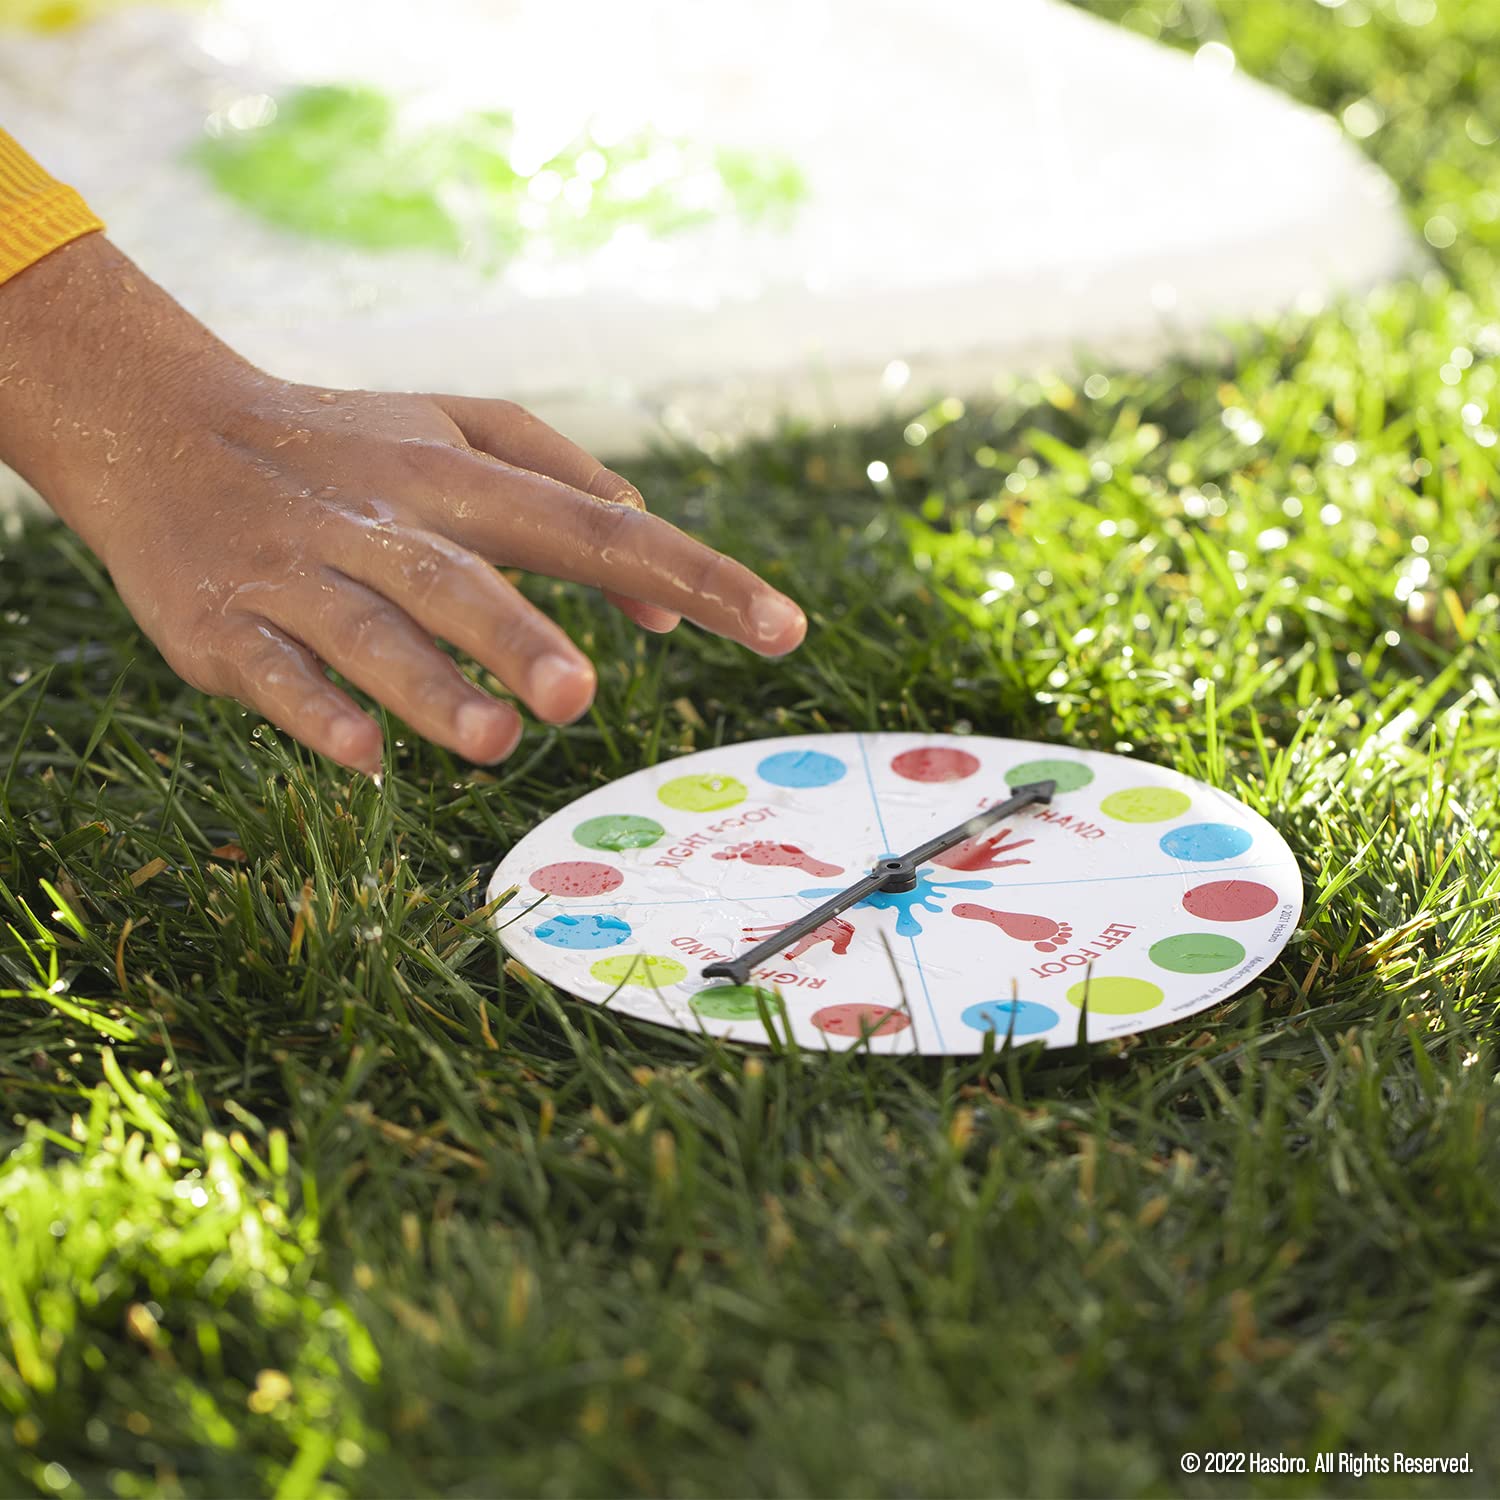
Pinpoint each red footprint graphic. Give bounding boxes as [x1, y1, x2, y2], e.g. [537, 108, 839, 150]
[713, 841, 844, 877]
[742, 916, 855, 959]
[952, 903, 1073, 953]
[931, 825, 1034, 871]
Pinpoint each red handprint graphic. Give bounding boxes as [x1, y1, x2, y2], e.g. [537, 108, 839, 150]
[930, 823, 1034, 871]
[740, 915, 855, 960]
[713, 841, 844, 877]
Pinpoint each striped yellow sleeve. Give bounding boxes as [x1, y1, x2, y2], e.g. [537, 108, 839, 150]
[0, 128, 104, 286]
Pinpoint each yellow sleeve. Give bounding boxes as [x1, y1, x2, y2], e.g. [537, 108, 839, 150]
[0, 128, 104, 285]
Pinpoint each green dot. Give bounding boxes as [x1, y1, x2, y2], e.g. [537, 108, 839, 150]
[1006, 758, 1095, 793]
[1099, 786, 1191, 823]
[657, 773, 747, 813]
[1065, 976, 1164, 1015]
[1149, 933, 1246, 974]
[691, 985, 784, 1021]
[573, 814, 665, 851]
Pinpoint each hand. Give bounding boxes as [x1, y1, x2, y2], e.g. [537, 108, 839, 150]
[0, 235, 808, 776]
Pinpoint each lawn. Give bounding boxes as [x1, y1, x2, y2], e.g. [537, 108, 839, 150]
[3, 0, 1500, 1495]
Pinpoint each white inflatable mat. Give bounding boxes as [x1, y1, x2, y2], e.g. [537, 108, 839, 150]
[1, 0, 1417, 458]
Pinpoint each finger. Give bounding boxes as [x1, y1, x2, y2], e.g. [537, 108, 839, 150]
[434, 393, 642, 505]
[214, 616, 384, 775]
[250, 572, 523, 765]
[323, 515, 595, 724]
[433, 394, 681, 633]
[610, 595, 684, 633]
[413, 444, 807, 657]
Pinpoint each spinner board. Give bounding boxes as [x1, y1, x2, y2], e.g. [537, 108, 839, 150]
[487, 734, 1303, 1054]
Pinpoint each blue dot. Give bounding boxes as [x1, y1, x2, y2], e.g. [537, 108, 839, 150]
[961, 1000, 1059, 1038]
[1159, 823, 1253, 862]
[532, 913, 632, 950]
[757, 749, 848, 789]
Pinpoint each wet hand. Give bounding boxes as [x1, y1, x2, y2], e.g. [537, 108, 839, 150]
[0, 237, 807, 777]
[97, 379, 808, 777]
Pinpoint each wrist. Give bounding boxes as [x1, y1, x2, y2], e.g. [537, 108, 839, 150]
[0, 233, 257, 549]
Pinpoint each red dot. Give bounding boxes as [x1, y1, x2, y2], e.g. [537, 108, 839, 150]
[811, 1003, 911, 1038]
[1182, 880, 1278, 922]
[891, 747, 980, 783]
[529, 860, 624, 898]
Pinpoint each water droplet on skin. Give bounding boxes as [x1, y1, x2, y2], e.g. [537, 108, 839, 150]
[316, 392, 338, 404]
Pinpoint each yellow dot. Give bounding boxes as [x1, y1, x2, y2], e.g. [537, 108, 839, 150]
[657, 773, 747, 812]
[589, 953, 687, 988]
[1065, 976, 1164, 1014]
[1099, 786, 1191, 823]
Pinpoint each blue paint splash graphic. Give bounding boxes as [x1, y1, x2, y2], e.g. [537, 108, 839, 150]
[799, 859, 993, 937]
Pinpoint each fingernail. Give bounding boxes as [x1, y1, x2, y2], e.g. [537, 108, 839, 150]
[456, 701, 512, 754]
[530, 653, 593, 705]
[749, 594, 805, 642]
[330, 718, 382, 775]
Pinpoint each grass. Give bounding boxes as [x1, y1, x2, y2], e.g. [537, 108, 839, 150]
[2, 0, 1500, 1494]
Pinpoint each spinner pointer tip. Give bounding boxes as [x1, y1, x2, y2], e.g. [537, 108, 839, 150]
[701, 960, 745, 985]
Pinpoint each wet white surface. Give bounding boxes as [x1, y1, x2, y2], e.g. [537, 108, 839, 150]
[0, 0, 1418, 477]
